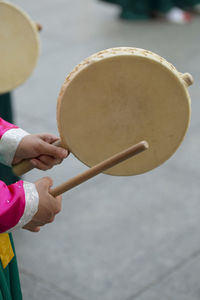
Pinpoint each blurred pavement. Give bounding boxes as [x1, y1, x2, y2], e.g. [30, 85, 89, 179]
[10, 0, 200, 299]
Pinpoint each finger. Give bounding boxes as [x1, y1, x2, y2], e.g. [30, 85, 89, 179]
[56, 195, 62, 202]
[54, 195, 62, 214]
[39, 176, 54, 188]
[32, 134, 66, 157]
[48, 216, 56, 223]
[23, 224, 41, 232]
[38, 140, 68, 159]
[24, 217, 46, 227]
[47, 194, 62, 215]
[31, 159, 52, 171]
[28, 219, 46, 227]
[31, 226, 41, 232]
[39, 133, 60, 144]
[38, 155, 62, 167]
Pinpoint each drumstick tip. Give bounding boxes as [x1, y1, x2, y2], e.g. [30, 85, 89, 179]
[140, 140, 149, 150]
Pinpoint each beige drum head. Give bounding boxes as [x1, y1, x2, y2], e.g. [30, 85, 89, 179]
[57, 47, 192, 176]
[0, 1, 40, 93]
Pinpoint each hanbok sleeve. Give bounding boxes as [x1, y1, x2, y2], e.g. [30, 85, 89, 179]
[0, 118, 39, 232]
[0, 180, 39, 233]
[0, 117, 29, 166]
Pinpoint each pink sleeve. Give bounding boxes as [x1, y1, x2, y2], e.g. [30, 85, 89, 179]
[0, 180, 25, 233]
[0, 118, 18, 138]
[0, 118, 29, 166]
[0, 118, 39, 232]
[0, 118, 24, 231]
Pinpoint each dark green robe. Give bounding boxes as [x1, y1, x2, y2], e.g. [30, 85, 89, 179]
[0, 93, 22, 300]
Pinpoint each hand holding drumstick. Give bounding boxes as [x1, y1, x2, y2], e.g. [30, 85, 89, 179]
[23, 177, 62, 232]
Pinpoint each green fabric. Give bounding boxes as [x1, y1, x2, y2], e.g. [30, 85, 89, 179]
[0, 93, 22, 299]
[0, 93, 19, 185]
[154, 0, 200, 11]
[153, 0, 174, 12]
[174, 0, 200, 8]
[0, 235, 22, 300]
[120, 0, 153, 18]
[100, 0, 200, 17]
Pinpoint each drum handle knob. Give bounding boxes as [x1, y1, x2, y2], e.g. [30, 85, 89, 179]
[180, 73, 193, 87]
[35, 23, 42, 32]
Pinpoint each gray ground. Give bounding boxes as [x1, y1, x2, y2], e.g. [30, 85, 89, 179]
[9, 0, 200, 299]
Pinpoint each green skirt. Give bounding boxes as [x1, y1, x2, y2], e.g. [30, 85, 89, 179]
[0, 235, 22, 300]
[0, 93, 22, 299]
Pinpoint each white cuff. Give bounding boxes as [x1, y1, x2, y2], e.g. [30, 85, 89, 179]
[9, 182, 39, 232]
[0, 128, 29, 166]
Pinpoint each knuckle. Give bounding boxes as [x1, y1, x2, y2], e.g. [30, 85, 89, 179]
[32, 227, 39, 232]
[35, 140, 43, 151]
[49, 216, 55, 223]
[57, 159, 62, 165]
[55, 206, 61, 214]
[39, 163, 49, 171]
[39, 155, 46, 163]
[43, 176, 53, 185]
[54, 202, 61, 214]
[53, 159, 60, 166]
[38, 165, 45, 171]
[36, 162, 46, 171]
[48, 161, 55, 168]
[44, 165, 50, 171]
[44, 211, 53, 223]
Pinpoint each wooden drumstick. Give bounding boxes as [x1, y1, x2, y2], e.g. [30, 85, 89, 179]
[50, 141, 149, 197]
[12, 140, 62, 176]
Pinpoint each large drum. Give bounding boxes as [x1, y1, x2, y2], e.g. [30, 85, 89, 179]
[57, 47, 192, 176]
[0, 1, 40, 93]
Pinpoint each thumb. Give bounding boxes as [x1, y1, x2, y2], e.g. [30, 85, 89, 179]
[39, 140, 68, 159]
[40, 176, 54, 189]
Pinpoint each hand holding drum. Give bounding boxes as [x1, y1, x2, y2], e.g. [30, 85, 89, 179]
[12, 47, 193, 195]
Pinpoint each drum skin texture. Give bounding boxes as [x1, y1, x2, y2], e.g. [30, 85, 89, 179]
[57, 47, 193, 176]
[0, 1, 40, 93]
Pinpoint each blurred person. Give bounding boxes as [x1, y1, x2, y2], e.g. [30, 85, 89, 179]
[100, 0, 200, 23]
[0, 3, 70, 298]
